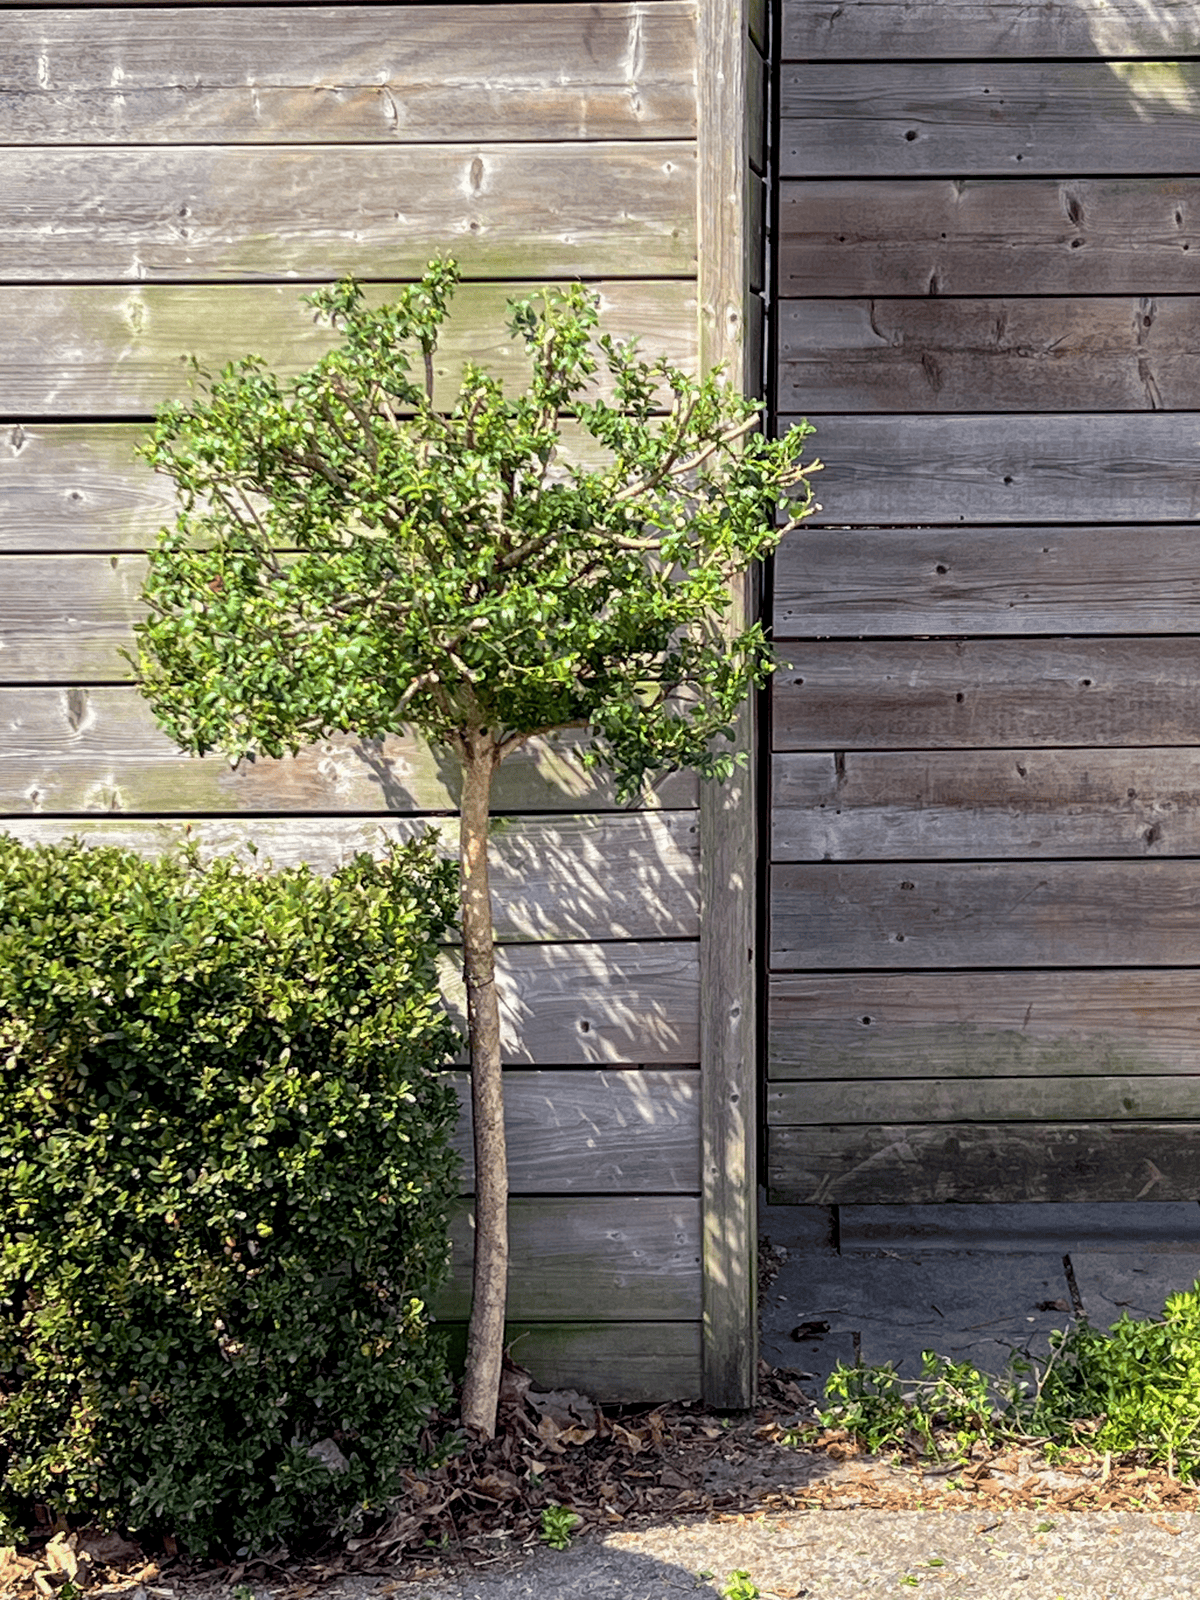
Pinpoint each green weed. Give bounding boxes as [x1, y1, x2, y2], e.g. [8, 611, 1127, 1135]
[720, 1572, 761, 1600]
[819, 1279, 1200, 1479]
[539, 1504, 581, 1550]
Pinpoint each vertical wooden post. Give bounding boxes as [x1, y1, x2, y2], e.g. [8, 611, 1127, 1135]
[698, 0, 758, 1410]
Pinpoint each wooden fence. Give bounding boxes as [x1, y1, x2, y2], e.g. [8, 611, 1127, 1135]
[768, 0, 1200, 1205]
[1, 0, 764, 1404]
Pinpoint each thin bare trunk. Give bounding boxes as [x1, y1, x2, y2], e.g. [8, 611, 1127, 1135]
[456, 731, 508, 1439]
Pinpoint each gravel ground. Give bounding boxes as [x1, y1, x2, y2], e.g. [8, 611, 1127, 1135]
[181, 1509, 1197, 1600]
[600, 1507, 1199, 1599]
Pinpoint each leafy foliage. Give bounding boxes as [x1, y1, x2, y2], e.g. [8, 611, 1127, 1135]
[820, 1351, 997, 1459]
[817, 1280, 1200, 1480]
[538, 1502, 581, 1550]
[130, 259, 818, 798]
[720, 1571, 762, 1600]
[1032, 1286, 1200, 1479]
[0, 833, 461, 1555]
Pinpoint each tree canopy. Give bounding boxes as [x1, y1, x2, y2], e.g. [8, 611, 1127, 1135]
[133, 260, 818, 798]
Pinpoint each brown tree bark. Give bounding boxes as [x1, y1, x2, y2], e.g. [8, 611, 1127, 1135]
[456, 730, 508, 1439]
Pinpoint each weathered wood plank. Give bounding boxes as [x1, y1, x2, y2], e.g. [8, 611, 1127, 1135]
[783, 0, 1200, 60]
[1, 554, 145, 680]
[2, 5, 695, 143]
[778, 298, 1200, 414]
[698, 0, 758, 1411]
[30, 425, 1200, 563]
[0, 281, 696, 418]
[771, 860, 1200, 970]
[0, 424, 174, 552]
[775, 524, 1200, 637]
[772, 749, 1200, 861]
[447, 950, 698, 1069]
[769, 971, 1200, 1081]
[442, 946, 700, 1066]
[433, 1197, 701, 1320]
[0, 146, 695, 283]
[448, 1070, 700, 1190]
[773, 639, 1200, 751]
[0, 421, 629, 554]
[780, 64, 1200, 179]
[438, 1321, 701, 1404]
[4, 812, 700, 942]
[0, 687, 698, 813]
[768, 1124, 1200, 1206]
[789, 415, 1200, 527]
[770, 1077, 1200, 1126]
[779, 179, 1200, 298]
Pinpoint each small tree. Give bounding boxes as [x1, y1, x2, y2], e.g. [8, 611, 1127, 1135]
[131, 260, 819, 1437]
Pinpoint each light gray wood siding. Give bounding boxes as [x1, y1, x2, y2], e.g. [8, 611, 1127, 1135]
[770, 0, 1200, 1205]
[1, 2, 707, 1402]
[3, 6, 697, 142]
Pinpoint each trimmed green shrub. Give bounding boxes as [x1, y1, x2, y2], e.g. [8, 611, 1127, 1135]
[0, 832, 462, 1555]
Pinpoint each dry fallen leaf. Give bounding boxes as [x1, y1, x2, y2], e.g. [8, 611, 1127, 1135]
[43, 1535, 80, 1582]
[472, 1470, 522, 1502]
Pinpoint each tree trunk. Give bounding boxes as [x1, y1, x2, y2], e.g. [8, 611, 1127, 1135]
[456, 731, 508, 1439]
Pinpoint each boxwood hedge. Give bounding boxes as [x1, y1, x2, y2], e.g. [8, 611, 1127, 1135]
[0, 832, 461, 1555]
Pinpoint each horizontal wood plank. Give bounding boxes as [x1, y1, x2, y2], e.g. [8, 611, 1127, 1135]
[777, 297, 1200, 414]
[783, 0, 1200, 59]
[780, 64, 1200, 179]
[0, 687, 698, 813]
[448, 1070, 699, 1189]
[770, 1077, 1200, 1125]
[779, 180, 1200, 298]
[769, 971, 1200, 1081]
[774, 524, 1200, 636]
[772, 749, 1200, 861]
[768, 1124, 1200, 1205]
[441, 945, 699, 1066]
[433, 1196, 701, 1320]
[2, 554, 144, 679]
[771, 860, 1200, 969]
[3, 5, 695, 143]
[3, 812, 700, 942]
[1, 424, 175, 553]
[0, 421, 633, 554]
[1, 281, 695, 418]
[438, 1321, 701, 1403]
[4, 277, 696, 417]
[773, 639, 1200, 751]
[790, 415, 1200, 527]
[0, 146, 695, 283]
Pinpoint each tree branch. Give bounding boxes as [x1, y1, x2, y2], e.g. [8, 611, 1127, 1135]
[611, 412, 761, 507]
